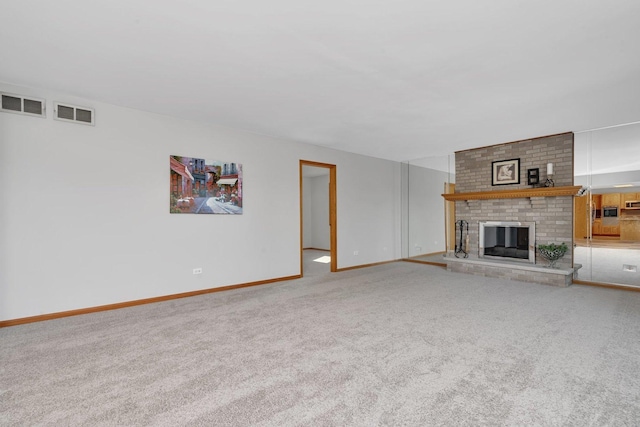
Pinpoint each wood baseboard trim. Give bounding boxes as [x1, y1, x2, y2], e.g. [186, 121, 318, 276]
[0, 274, 302, 328]
[572, 279, 640, 292]
[403, 258, 447, 268]
[408, 251, 446, 258]
[335, 259, 399, 272]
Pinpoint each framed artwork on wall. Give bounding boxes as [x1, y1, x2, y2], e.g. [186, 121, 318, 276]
[170, 155, 243, 214]
[491, 158, 520, 186]
[527, 168, 540, 185]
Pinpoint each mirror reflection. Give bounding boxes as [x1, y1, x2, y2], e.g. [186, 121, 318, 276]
[401, 155, 454, 264]
[574, 122, 640, 287]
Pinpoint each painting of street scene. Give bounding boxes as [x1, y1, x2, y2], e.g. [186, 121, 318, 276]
[170, 155, 243, 214]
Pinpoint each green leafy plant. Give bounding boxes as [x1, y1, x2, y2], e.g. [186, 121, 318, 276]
[537, 242, 568, 253]
[537, 242, 568, 268]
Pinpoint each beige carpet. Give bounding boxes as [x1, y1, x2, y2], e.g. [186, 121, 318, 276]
[2, 262, 640, 425]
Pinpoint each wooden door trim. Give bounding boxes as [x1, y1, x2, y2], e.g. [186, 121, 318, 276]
[300, 160, 337, 274]
[444, 182, 455, 253]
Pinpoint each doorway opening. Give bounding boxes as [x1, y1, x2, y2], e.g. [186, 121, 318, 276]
[300, 160, 337, 275]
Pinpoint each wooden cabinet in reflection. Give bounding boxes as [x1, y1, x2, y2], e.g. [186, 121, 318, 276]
[573, 192, 640, 239]
[622, 192, 640, 205]
[602, 193, 621, 207]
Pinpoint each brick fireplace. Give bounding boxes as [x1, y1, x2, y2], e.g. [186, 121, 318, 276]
[444, 132, 579, 286]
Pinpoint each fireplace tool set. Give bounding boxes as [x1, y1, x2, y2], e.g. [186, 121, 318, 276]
[455, 220, 469, 258]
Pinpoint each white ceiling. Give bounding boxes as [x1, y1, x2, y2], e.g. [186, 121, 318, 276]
[2, 1, 640, 162]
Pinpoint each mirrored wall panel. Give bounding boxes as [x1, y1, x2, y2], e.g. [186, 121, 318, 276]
[574, 122, 640, 288]
[401, 154, 454, 263]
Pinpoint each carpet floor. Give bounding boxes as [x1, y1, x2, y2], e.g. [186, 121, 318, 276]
[2, 262, 640, 426]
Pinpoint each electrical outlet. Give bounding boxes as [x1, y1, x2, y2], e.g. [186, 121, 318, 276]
[354, 250, 359, 255]
[193, 268, 203, 275]
[623, 264, 637, 272]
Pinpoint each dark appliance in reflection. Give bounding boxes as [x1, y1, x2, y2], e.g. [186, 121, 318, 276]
[602, 206, 618, 218]
[602, 206, 619, 227]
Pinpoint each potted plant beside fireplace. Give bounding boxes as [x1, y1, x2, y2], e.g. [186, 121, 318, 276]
[537, 242, 568, 268]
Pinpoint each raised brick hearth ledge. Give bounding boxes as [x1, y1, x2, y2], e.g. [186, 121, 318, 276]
[444, 255, 577, 287]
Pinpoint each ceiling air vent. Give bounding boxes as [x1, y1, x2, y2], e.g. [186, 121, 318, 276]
[54, 102, 95, 125]
[1, 92, 46, 117]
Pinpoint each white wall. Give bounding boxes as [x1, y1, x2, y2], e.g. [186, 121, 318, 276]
[575, 170, 640, 192]
[303, 177, 314, 247]
[0, 82, 401, 321]
[575, 126, 640, 192]
[310, 175, 330, 250]
[302, 175, 330, 250]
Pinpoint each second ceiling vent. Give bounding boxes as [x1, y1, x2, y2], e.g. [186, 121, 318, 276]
[54, 102, 95, 125]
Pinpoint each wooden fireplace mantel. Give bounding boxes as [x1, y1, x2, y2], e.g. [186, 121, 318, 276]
[441, 185, 583, 201]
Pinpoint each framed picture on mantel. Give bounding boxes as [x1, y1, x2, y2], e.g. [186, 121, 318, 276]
[527, 168, 540, 185]
[491, 158, 520, 186]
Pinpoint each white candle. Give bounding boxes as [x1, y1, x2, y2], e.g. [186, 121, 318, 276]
[547, 163, 554, 175]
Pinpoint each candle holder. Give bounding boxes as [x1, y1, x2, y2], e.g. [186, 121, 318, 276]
[544, 162, 555, 187]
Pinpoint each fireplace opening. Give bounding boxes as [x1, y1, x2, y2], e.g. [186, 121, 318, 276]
[479, 221, 535, 263]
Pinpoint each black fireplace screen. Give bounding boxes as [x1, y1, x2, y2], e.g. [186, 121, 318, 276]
[482, 226, 530, 260]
